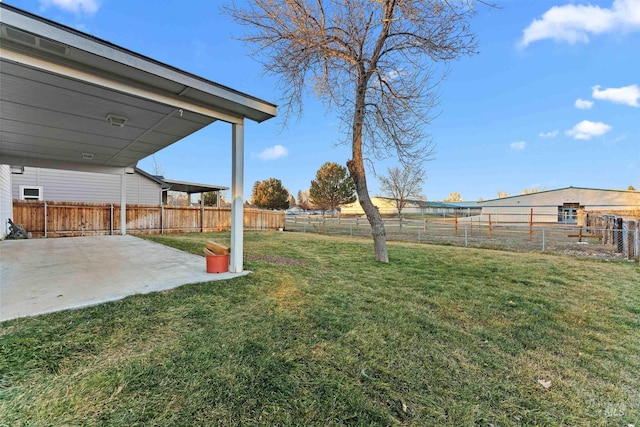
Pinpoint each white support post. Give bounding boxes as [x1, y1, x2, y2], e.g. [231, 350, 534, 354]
[230, 120, 245, 273]
[120, 172, 127, 235]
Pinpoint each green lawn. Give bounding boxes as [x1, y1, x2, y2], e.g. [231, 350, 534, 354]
[1, 232, 638, 426]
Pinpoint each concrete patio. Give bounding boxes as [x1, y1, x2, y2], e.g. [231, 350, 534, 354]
[0, 235, 247, 322]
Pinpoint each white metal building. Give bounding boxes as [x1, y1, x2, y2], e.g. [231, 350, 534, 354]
[476, 187, 640, 224]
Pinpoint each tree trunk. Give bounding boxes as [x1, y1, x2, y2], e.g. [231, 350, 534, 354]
[347, 81, 389, 263]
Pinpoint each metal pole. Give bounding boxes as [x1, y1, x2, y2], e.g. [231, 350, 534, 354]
[418, 226, 421, 242]
[635, 225, 639, 264]
[161, 205, 164, 234]
[542, 228, 546, 252]
[464, 226, 468, 247]
[44, 202, 47, 238]
[110, 204, 113, 235]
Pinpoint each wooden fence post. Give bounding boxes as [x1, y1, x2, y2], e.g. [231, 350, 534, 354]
[488, 214, 492, 238]
[44, 202, 47, 238]
[454, 211, 458, 236]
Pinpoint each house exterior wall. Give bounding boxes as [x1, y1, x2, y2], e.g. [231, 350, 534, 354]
[0, 165, 12, 238]
[11, 167, 162, 204]
[477, 188, 640, 224]
[126, 172, 163, 205]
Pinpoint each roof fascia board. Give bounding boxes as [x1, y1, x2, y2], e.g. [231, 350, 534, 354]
[1, 4, 276, 122]
[1, 48, 245, 124]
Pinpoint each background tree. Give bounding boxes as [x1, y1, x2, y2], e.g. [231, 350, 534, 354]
[251, 178, 290, 210]
[378, 165, 425, 217]
[497, 191, 509, 199]
[309, 162, 357, 215]
[443, 192, 462, 202]
[166, 192, 189, 206]
[199, 192, 218, 206]
[628, 185, 636, 191]
[297, 190, 313, 211]
[225, 1, 481, 262]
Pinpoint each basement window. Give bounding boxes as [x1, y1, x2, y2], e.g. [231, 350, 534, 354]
[20, 186, 43, 201]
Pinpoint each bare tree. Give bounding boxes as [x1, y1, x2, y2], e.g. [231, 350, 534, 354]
[521, 187, 546, 194]
[225, 1, 481, 262]
[378, 165, 425, 218]
[150, 155, 164, 177]
[444, 192, 462, 202]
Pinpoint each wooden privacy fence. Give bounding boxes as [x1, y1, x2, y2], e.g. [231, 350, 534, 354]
[12, 200, 285, 237]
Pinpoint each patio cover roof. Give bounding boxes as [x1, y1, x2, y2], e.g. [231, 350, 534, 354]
[163, 179, 228, 194]
[0, 3, 276, 273]
[0, 3, 276, 172]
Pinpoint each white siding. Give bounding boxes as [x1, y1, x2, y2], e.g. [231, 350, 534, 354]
[0, 165, 13, 238]
[11, 167, 161, 204]
[126, 173, 162, 204]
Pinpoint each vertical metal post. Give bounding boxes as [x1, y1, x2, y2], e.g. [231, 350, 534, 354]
[120, 173, 127, 235]
[110, 204, 113, 235]
[542, 228, 546, 252]
[635, 226, 639, 265]
[230, 120, 245, 273]
[464, 226, 468, 247]
[350, 224, 352, 236]
[529, 208, 533, 241]
[488, 214, 492, 238]
[44, 202, 47, 238]
[160, 205, 164, 234]
[418, 226, 421, 242]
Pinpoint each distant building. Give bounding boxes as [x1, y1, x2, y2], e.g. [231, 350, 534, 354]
[475, 187, 640, 224]
[341, 197, 480, 216]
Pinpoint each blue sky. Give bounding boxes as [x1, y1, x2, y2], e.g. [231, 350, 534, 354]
[7, 0, 640, 201]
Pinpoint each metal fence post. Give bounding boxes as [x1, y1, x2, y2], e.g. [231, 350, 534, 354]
[110, 204, 113, 235]
[542, 228, 545, 252]
[44, 202, 47, 238]
[418, 226, 421, 242]
[465, 226, 468, 247]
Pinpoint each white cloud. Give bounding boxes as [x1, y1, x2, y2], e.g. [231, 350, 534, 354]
[510, 141, 527, 150]
[519, 0, 640, 47]
[256, 145, 288, 160]
[574, 98, 594, 109]
[565, 120, 612, 140]
[539, 130, 559, 138]
[592, 84, 640, 107]
[38, 0, 99, 15]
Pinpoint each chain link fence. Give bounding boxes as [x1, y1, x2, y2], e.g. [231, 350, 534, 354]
[285, 214, 639, 263]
